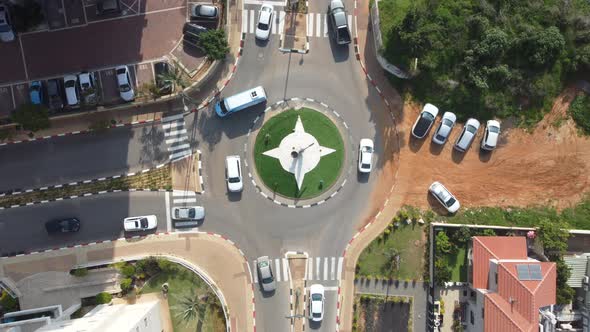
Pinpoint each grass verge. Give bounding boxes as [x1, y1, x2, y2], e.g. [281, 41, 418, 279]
[254, 108, 344, 199]
[0, 164, 172, 208]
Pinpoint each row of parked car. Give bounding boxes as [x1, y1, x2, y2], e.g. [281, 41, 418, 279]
[411, 103, 501, 152]
[182, 4, 219, 47]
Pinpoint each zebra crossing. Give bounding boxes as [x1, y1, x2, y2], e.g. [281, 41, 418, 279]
[161, 114, 192, 162]
[250, 256, 343, 284]
[241, 9, 353, 38]
[169, 190, 200, 228]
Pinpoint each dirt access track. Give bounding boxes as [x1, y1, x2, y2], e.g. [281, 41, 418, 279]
[383, 86, 590, 213]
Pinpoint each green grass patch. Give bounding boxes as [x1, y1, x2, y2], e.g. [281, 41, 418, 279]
[569, 94, 590, 135]
[141, 266, 225, 332]
[357, 223, 426, 280]
[254, 108, 344, 199]
[378, 0, 416, 57]
[0, 164, 172, 208]
[442, 247, 467, 282]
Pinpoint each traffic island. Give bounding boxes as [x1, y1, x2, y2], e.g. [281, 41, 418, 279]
[171, 150, 204, 193]
[279, 0, 309, 53]
[286, 252, 307, 332]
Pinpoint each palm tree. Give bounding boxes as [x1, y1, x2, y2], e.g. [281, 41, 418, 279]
[172, 289, 207, 328]
[382, 247, 400, 278]
[157, 60, 189, 93]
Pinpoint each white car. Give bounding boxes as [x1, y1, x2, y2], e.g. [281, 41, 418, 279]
[225, 155, 243, 192]
[63, 75, 80, 107]
[116, 65, 135, 102]
[123, 215, 158, 232]
[78, 72, 97, 104]
[255, 4, 274, 40]
[481, 120, 501, 151]
[0, 4, 15, 42]
[171, 206, 205, 220]
[358, 138, 374, 173]
[454, 118, 480, 152]
[309, 284, 324, 322]
[411, 103, 439, 139]
[432, 112, 456, 145]
[429, 181, 460, 213]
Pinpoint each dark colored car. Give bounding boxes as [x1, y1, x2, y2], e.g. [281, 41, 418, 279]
[97, 0, 120, 15]
[154, 61, 174, 95]
[46, 79, 64, 110]
[190, 4, 218, 20]
[45, 218, 81, 234]
[183, 22, 208, 46]
[411, 103, 439, 139]
[328, 0, 351, 45]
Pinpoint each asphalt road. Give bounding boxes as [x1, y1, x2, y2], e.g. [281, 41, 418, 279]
[0, 124, 170, 192]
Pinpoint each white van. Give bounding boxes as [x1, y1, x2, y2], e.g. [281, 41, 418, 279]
[215, 86, 266, 117]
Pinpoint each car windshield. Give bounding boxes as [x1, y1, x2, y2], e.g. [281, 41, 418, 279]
[362, 146, 372, 153]
[445, 197, 457, 207]
[466, 125, 477, 133]
[257, 22, 269, 30]
[219, 99, 229, 114]
[312, 294, 322, 301]
[443, 119, 453, 126]
[120, 84, 131, 92]
[188, 209, 196, 218]
[65, 80, 75, 88]
[436, 134, 445, 141]
[0, 25, 9, 33]
[262, 276, 274, 284]
[423, 112, 435, 121]
[81, 82, 90, 89]
[489, 126, 500, 133]
[140, 218, 148, 228]
[228, 177, 240, 183]
[362, 163, 370, 169]
[313, 312, 321, 318]
[30, 85, 40, 92]
[116, 68, 126, 75]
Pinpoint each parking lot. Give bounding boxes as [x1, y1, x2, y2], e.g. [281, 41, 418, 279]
[0, 0, 218, 118]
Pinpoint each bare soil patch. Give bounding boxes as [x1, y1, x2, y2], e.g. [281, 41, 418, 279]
[354, 294, 412, 332]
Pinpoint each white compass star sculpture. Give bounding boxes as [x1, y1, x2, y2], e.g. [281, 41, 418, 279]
[263, 116, 336, 190]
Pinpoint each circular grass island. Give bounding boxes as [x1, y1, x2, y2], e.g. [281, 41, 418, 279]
[254, 108, 344, 199]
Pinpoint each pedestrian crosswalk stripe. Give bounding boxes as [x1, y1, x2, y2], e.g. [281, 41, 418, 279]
[282, 258, 289, 282]
[249, 9, 255, 34]
[164, 129, 187, 137]
[273, 11, 278, 34]
[242, 9, 248, 34]
[306, 13, 313, 37]
[162, 121, 184, 130]
[323, 257, 328, 280]
[275, 259, 282, 282]
[337, 257, 343, 282]
[348, 14, 352, 34]
[251, 256, 343, 284]
[278, 11, 285, 36]
[172, 190, 196, 196]
[161, 113, 184, 122]
[316, 257, 321, 281]
[173, 198, 197, 204]
[165, 136, 188, 144]
[323, 14, 328, 37]
[167, 143, 190, 152]
[169, 150, 191, 160]
[316, 13, 321, 37]
[253, 261, 259, 283]
[330, 257, 336, 280]
[307, 258, 313, 280]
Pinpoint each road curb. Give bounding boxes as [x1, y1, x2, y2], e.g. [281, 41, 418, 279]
[197, 149, 205, 193]
[243, 98, 352, 209]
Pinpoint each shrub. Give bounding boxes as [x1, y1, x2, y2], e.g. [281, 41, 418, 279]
[570, 94, 590, 135]
[120, 278, 133, 292]
[198, 30, 230, 60]
[0, 291, 18, 312]
[120, 264, 136, 278]
[136, 257, 162, 277]
[95, 292, 112, 304]
[71, 268, 88, 277]
[11, 0, 44, 32]
[157, 259, 179, 274]
[11, 103, 50, 132]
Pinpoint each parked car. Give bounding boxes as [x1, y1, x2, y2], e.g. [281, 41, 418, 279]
[429, 181, 460, 213]
[154, 61, 174, 95]
[411, 103, 439, 139]
[191, 4, 218, 20]
[454, 118, 480, 152]
[481, 120, 501, 151]
[225, 155, 243, 192]
[115, 65, 135, 102]
[328, 0, 351, 45]
[29, 81, 43, 105]
[78, 72, 97, 104]
[255, 4, 274, 40]
[183, 22, 208, 46]
[123, 215, 157, 232]
[256, 256, 276, 292]
[309, 284, 325, 322]
[358, 138, 374, 173]
[96, 0, 120, 15]
[63, 75, 80, 107]
[0, 4, 15, 42]
[46, 79, 64, 110]
[171, 206, 205, 220]
[432, 112, 456, 145]
[45, 218, 81, 234]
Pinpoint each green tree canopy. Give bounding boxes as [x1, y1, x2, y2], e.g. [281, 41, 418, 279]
[198, 30, 230, 61]
[11, 103, 50, 132]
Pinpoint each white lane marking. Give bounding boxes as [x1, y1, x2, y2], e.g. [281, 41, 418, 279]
[242, 9, 248, 33]
[275, 258, 282, 282]
[323, 14, 328, 37]
[282, 258, 289, 282]
[173, 190, 196, 196]
[161, 113, 184, 122]
[244, 0, 286, 4]
[337, 257, 343, 280]
[306, 13, 313, 37]
[162, 121, 184, 130]
[316, 13, 321, 37]
[323, 257, 328, 280]
[316, 257, 320, 280]
[322, 286, 339, 291]
[164, 129, 187, 137]
[166, 136, 188, 144]
[169, 150, 192, 160]
[330, 257, 336, 280]
[278, 11, 285, 35]
[348, 14, 352, 33]
[167, 143, 191, 151]
[165, 192, 172, 232]
[273, 11, 278, 34]
[252, 260, 259, 283]
[308, 258, 313, 280]
[173, 198, 197, 204]
[250, 10, 255, 34]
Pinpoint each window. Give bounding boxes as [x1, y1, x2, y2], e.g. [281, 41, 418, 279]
[470, 310, 474, 325]
[495, 272, 498, 285]
[482, 308, 484, 319]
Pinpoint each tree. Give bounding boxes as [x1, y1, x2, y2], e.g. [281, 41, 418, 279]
[382, 247, 401, 277]
[172, 288, 207, 327]
[434, 257, 451, 285]
[11, 103, 50, 132]
[519, 26, 566, 67]
[198, 30, 230, 61]
[156, 61, 189, 91]
[537, 218, 569, 255]
[12, 0, 44, 32]
[555, 258, 575, 304]
[451, 226, 472, 244]
[436, 231, 452, 255]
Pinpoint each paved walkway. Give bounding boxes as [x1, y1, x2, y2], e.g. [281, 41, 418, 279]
[0, 232, 254, 332]
[355, 279, 428, 331]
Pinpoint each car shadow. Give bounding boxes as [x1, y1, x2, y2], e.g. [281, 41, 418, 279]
[478, 148, 492, 163]
[451, 148, 466, 164]
[260, 288, 276, 298]
[408, 135, 426, 153]
[357, 171, 369, 183]
[429, 141, 444, 156]
[308, 320, 322, 330]
[255, 37, 270, 47]
[426, 193, 454, 216]
[227, 191, 242, 202]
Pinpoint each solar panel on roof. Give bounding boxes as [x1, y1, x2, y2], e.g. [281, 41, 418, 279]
[529, 264, 543, 280]
[517, 264, 531, 280]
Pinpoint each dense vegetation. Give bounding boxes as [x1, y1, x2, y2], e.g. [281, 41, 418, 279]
[381, 0, 590, 125]
[569, 94, 590, 134]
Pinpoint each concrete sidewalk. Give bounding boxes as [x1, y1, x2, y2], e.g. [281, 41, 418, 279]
[0, 232, 254, 332]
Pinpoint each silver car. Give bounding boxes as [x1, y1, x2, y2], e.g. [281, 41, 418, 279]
[0, 4, 15, 42]
[429, 181, 460, 213]
[257, 256, 276, 292]
[432, 112, 456, 145]
[171, 206, 205, 220]
[481, 120, 501, 151]
[454, 118, 480, 152]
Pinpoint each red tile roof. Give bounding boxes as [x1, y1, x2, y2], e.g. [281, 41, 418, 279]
[472, 236, 528, 289]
